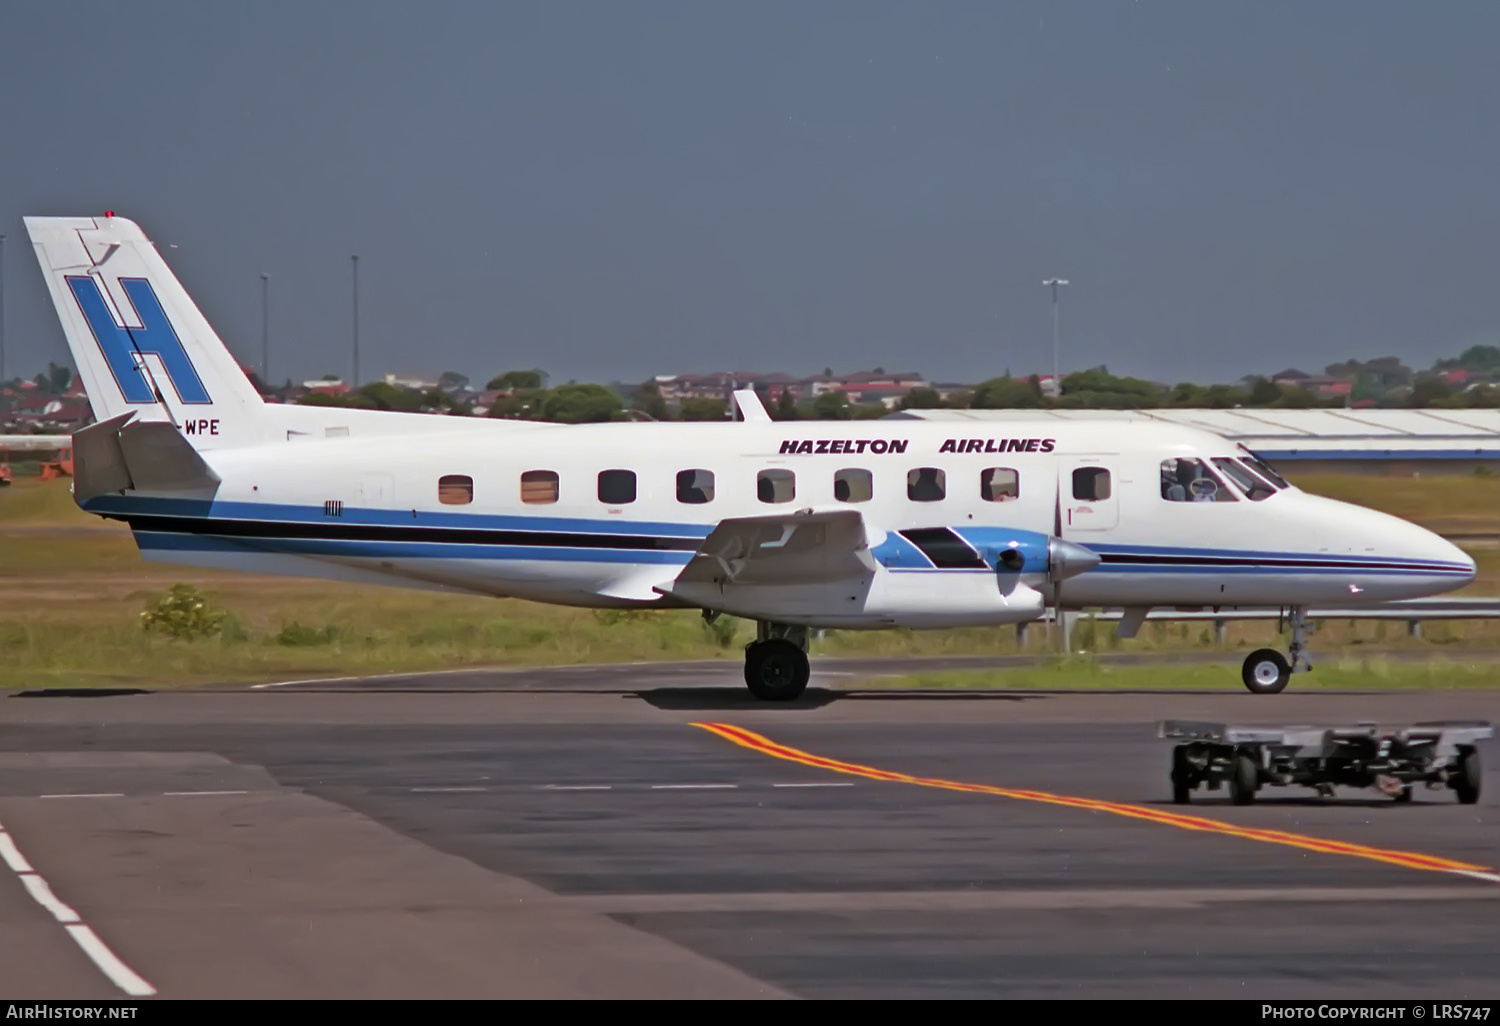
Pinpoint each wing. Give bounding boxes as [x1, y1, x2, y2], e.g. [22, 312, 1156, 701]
[668, 508, 878, 591]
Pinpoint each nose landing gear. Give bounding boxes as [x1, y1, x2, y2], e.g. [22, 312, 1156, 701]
[744, 621, 811, 701]
[1241, 605, 1313, 694]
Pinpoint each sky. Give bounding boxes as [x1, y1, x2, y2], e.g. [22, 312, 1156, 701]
[1, 1, 1498, 390]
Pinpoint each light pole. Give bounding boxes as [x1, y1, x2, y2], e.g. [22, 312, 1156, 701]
[351, 255, 360, 388]
[259, 273, 270, 388]
[1043, 277, 1068, 397]
[0, 233, 7, 384]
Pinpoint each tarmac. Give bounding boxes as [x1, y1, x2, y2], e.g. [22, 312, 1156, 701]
[0, 666, 1496, 999]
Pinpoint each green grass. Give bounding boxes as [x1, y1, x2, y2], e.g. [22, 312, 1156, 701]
[872, 657, 1500, 691]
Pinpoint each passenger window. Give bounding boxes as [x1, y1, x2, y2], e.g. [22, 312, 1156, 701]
[980, 468, 1019, 502]
[1212, 458, 1275, 501]
[1160, 458, 1236, 502]
[676, 469, 714, 504]
[833, 468, 872, 503]
[1072, 467, 1111, 501]
[438, 474, 473, 505]
[757, 469, 795, 504]
[907, 467, 946, 502]
[520, 470, 559, 505]
[598, 469, 637, 505]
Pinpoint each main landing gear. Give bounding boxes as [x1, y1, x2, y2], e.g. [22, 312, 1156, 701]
[743, 622, 811, 701]
[1241, 605, 1312, 695]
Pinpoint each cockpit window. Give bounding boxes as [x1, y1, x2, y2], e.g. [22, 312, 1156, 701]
[1212, 457, 1276, 501]
[1237, 448, 1290, 489]
[1160, 458, 1237, 502]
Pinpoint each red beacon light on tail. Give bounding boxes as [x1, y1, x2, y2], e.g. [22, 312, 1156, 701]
[104, 211, 114, 218]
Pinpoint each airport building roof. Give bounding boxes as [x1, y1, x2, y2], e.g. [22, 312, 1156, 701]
[888, 408, 1500, 460]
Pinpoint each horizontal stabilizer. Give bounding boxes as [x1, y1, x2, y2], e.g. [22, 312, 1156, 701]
[72, 416, 220, 501]
[71, 413, 137, 499]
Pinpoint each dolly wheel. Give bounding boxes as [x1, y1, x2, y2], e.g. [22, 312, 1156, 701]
[1170, 746, 1193, 805]
[1229, 752, 1259, 805]
[1453, 747, 1481, 806]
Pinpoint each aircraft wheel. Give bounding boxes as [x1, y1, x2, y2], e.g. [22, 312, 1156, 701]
[1170, 745, 1193, 805]
[1229, 751, 1259, 806]
[1453, 747, 1481, 805]
[745, 639, 810, 702]
[1393, 785, 1413, 804]
[1242, 649, 1291, 694]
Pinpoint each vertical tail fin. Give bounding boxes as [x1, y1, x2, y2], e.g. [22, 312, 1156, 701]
[24, 214, 264, 448]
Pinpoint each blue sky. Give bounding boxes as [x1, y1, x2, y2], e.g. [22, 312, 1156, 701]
[2, 1, 1497, 387]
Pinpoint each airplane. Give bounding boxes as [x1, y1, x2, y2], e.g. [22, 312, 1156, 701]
[24, 213, 1477, 700]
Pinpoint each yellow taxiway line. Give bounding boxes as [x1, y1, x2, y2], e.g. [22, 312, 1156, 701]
[693, 722, 1495, 880]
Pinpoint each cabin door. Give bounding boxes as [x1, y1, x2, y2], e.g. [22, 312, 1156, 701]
[1059, 455, 1119, 533]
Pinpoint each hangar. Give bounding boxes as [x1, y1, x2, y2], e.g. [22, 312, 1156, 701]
[891, 408, 1500, 474]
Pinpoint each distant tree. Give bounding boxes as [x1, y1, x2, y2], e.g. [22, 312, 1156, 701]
[630, 382, 669, 420]
[538, 383, 622, 423]
[438, 371, 470, 392]
[46, 362, 72, 393]
[357, 382, 424, 412]
[970, 377, 1044, 409]
[680, 397, 728, 421]
[1408, 376, 1454, 408]
[1054, 367, 1161, 409]
[811, 390, 854, 420]
[486, 369, 546, 391]
[1245, 377, 1282, 406]
[773, 388, 800, 421]
[897, 387, 944, 410]
[486, 392, 542, 419]
[1273, 386, 1320, 409]
[1327, 357, 1411, 389]
[296, 392, 350, 408]
[1436, 344, 1500, 374]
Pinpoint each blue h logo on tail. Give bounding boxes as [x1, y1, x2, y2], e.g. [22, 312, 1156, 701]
[67, 276, 211, 405]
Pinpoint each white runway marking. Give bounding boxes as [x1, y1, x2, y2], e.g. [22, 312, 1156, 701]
[410, 786, 487, 793]
[0, 833, 33, 873]
[39, 793, 124, 800]
[538, 784, 613, 791]
[0, 820, 155, 996]
[64, 925, 157, 997]
[773, 782, 856, 788]
[20, 873, 79, 922]
[163, 790, 248, 797]
[1452, 869, 1500, 885]
[650, 784, 738, 790]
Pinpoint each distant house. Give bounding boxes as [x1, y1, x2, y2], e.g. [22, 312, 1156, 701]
[302, 379, 350, 395]
[384, 373, 439, 391]
[654, 371, 800, 404]
[1271, 368, 1312, 388]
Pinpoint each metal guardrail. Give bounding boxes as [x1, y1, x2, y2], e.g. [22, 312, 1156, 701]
[0, 435, 72, 452]
[1084, 598, 1500, 622]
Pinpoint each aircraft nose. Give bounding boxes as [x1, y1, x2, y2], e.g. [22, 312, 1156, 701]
[1372, 510, 1475, 593]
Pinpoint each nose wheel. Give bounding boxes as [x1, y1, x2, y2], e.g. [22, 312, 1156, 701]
[1241, 606, 1312, 695]
[744, 622, 811, 701]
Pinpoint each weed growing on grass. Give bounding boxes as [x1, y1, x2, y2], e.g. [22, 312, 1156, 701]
[702, 614, 740, 649]
[271, 621, 341, 646]
[140, 584, 228, 640]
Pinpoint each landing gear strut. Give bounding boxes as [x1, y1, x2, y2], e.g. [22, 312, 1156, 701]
[744, 622, 810, 701]
[1241, 605, 1313, 695]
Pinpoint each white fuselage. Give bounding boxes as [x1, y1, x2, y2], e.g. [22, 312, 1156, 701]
[80, 412, 1476, 628]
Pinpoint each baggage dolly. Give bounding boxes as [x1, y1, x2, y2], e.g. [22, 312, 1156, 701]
[1159, 720, 1491, 806]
